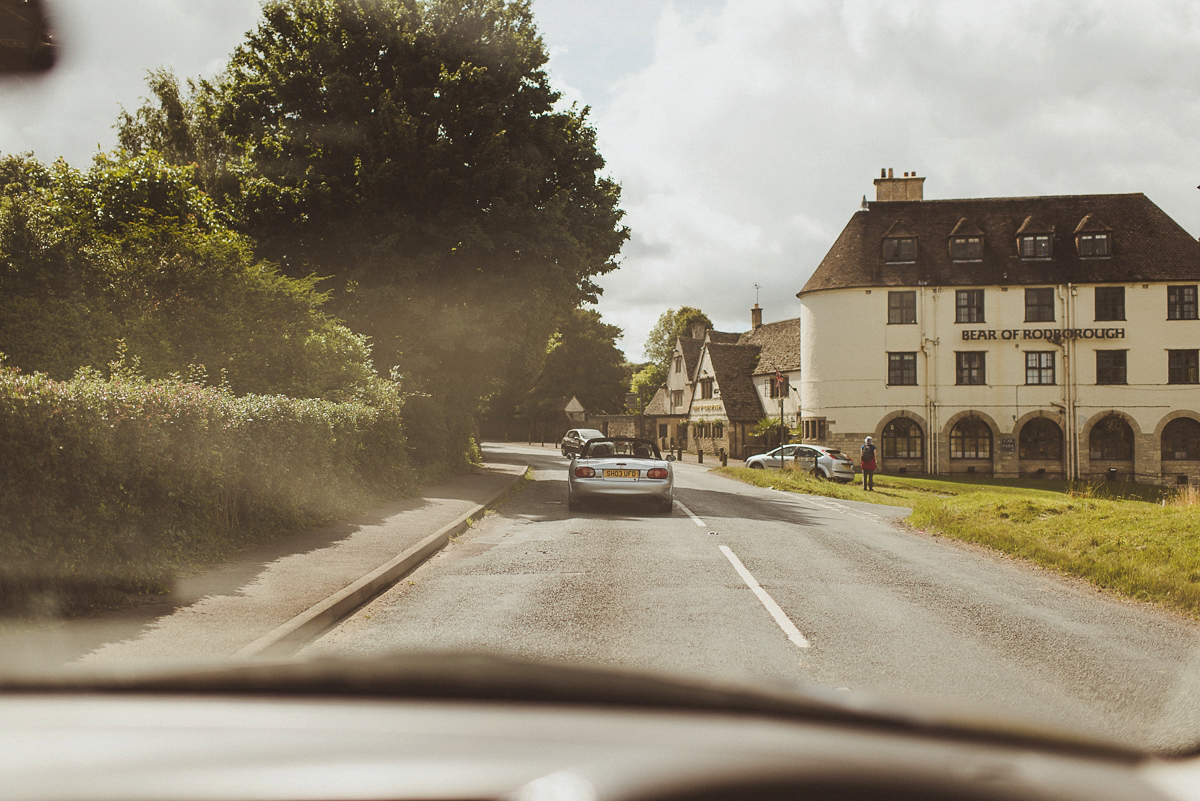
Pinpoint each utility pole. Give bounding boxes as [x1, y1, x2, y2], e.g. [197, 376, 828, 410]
[775, 370, 786, 449]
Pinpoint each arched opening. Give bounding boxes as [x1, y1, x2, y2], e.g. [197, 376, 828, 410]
[882, 418, 923, 459]
[1162, 418, 1200, 461]
[950, 418, 992, 459]
[1019, 418, 1063, 460]
[1089, 415, 1133, 461]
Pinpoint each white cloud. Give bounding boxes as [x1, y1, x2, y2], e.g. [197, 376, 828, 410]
[584, 0, 1200, 359]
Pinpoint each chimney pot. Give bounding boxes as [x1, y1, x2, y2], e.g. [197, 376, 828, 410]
[751, 304, 763, 330]
[888, 168, 894, 178]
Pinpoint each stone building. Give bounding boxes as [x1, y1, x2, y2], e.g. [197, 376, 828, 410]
[798, 169, 1200, 484]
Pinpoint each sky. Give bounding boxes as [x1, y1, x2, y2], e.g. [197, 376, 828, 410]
[3, 0, 1200, 361]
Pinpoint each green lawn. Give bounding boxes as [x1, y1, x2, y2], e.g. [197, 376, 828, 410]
[717, 467, 1200, 618]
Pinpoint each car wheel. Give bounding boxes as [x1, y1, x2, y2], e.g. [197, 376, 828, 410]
[811, 467, 826, 480]
[657, 498, 673, 514]
[562, 449, 569, 458]
[749, 463, 764, 469]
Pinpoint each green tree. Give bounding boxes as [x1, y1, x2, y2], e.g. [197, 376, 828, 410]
[630, 306, 711, 408]
[118, 0, 629, 402]
[525, 307, 627, 415]
[0, 151, 374, 399]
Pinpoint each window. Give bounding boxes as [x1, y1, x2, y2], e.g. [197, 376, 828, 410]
[1168, 285, 1198, 320]
[1025, 351, 1055, 385]
[697, 378, 714, 399]
[658, 423, 668, 438]
[883, 237, 917, 262]
[950, 418, 992, 459]
[882, 418, 923, 459]
[713, 422, 724, 439]
[1078, 232, 1110, 256]
[950, 236, 982, 260]
[670, 390, 684, 408]
[1089, 415, 1133, 461]
[673, 355, 682, 373]
[888, 290, 917, 324]
[1096, 350, 1127, 385]
[955, 352, 985, 385]
[1024, 288, 1055, 322]
[1169, 350, 1199, 384]
[1094, 287, 1125, 321]
[1162, 418, 1200, 461]
[888, 352, 917, 386]
[802, 418, 827, 441]
[1019, 234, 1052, 258]
[955, 289, 984, 323]
[1020, 418, 1063, 460]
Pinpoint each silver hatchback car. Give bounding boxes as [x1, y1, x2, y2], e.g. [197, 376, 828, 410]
[567, 437, 674, 513]
[745, 444, 855, 482]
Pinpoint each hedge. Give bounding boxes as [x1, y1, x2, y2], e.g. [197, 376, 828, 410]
[0, 364, 416, 615]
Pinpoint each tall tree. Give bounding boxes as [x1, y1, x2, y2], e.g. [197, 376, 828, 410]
[117, 0, 628, 401]
[525, 307, 627, 415]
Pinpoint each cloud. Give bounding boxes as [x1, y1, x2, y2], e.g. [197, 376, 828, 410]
[586, 0, 1200, 359]
[0, 0, 261, 164]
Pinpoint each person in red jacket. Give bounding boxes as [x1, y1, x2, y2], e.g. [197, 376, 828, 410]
[860, 436, 877, 491]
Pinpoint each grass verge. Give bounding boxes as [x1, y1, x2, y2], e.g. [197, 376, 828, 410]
[718, 467, 1200, 618]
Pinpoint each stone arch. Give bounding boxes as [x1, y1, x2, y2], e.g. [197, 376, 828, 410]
[1152, 409, 1200, 440]
[876, 410, 927, 466]
[1085, 410, 1136, 463]
[1161, 417, 1200, 462]
[1081, 409, 1144, 440]
[941, 409, 1002, 440]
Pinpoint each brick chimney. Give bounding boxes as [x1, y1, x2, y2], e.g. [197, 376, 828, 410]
[690, 321, 707, 339]
[874, 167, 924, 202]
[751, 304, 763, 329]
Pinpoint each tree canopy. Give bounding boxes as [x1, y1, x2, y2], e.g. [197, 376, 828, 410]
[525, 307, 627, 415]
[117, 0, 629, 399]
[0, 152, 373, 399]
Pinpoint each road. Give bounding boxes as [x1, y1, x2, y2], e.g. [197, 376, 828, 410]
[307, 443, 1200, 753]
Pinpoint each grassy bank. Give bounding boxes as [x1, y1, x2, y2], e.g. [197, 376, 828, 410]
[718, 467, 1200, 618]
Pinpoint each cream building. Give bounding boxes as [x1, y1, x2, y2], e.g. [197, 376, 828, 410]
[799, 170, 1200, 485]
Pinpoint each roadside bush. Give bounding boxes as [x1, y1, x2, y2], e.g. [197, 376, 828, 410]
[0, 363, 415, 616]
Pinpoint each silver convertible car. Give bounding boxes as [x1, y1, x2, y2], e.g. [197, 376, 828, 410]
[567, 437, 674, 513]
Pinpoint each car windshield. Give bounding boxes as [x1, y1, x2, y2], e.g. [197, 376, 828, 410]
[582, 439, 659, 459]
[3, 0, 1200, 762]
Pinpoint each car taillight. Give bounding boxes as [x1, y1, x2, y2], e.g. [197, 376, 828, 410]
[647, 468, 668, 479]
[574, 467, 595, 478]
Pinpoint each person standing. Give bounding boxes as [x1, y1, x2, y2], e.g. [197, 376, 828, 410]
[860, 436, 877, 491]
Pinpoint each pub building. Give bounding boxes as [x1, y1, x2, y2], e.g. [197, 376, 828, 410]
[797, 170, 1200, 485]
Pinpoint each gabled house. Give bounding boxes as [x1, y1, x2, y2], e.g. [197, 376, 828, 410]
[643, 308, 801, 459]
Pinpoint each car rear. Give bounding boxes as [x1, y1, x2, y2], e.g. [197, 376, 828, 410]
[820, 447, 856, 482]
[568, 439, 673, 512]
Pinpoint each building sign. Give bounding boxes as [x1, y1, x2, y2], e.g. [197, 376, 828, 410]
[961, 328, 1125, 342]
[999, 437, 1015, 452]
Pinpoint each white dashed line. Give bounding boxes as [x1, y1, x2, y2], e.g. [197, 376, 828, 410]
[676, 501, 707, 528]
[718, 545, 810, 649]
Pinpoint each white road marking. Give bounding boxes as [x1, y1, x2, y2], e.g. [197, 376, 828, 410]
[676, 501, 707, 528]
[719, 545, 810, 649]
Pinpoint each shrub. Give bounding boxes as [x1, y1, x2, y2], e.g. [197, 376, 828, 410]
[0, 362, 415, 615]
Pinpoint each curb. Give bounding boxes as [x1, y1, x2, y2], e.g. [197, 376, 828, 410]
[233, 468, 528, 659]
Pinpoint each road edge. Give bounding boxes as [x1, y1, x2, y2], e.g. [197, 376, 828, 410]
[233, 465, 529, 659]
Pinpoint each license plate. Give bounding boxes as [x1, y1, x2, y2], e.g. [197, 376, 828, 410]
[604, 469, 639, 479]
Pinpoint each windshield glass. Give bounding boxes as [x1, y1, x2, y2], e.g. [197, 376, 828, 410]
[3, 0, 1200, 760]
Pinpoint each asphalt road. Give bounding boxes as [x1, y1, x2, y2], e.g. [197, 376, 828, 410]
[306, 443, 1200, 753]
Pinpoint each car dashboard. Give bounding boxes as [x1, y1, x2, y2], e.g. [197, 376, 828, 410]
[3, 654, 1199, 801]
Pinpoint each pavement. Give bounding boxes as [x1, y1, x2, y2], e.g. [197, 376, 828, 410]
[0, 457, 528, 669]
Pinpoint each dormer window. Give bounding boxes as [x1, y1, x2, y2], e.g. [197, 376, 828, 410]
[884, 236, 917, 263]
[950, 236, 982, 260]
[1078, 232, 1110, 257]
[1019, 234, 1051, 259]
